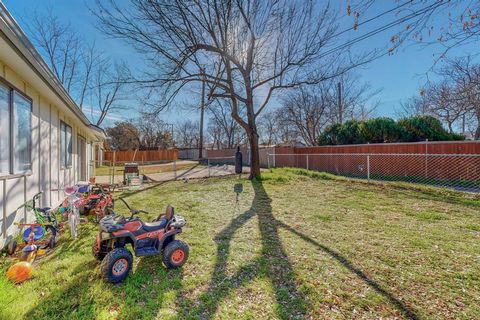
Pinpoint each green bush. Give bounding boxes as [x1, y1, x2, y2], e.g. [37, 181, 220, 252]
[361, 117, 403, 143]
[318, 116, 464, 145]
[397, 116, 464, 142]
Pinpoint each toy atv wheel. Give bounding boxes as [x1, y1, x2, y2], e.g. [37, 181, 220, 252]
[163, 240, 189, 269]
[101, 247, 133, 283]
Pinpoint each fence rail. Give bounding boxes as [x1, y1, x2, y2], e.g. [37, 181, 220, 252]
[104, 149, 177, 164]
[268, 153, 480, 192]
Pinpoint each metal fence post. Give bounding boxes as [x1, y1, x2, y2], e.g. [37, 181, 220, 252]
[208, 158, 211, 177]
[273, 150, 276, 167]
[173, 159, 177, 180]
[425, 139, 428, 178]
[367, 155, 370, 182]
[306, 154, 309, 170]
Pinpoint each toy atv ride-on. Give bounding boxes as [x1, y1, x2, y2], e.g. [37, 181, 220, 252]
[92, 198, 189, 283]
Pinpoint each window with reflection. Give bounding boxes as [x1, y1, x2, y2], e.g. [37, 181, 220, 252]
[13, 92, 32, 173]
[60, 121, 73, 168]
[0, 81, 32, 174]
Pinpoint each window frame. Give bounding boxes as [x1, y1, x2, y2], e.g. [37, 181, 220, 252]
[0, 76, 33, 176]
[60, 120, 73, 169]
[0, 82, 10, 176]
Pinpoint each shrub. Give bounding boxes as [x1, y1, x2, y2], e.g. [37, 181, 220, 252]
[361, 117, 403, 143]
[397, 116, 464, 142]
[318, 115, 464, 145]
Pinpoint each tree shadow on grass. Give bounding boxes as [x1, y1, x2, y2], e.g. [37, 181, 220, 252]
[178, 179, 307, 319]
[275, 220, 420, 320]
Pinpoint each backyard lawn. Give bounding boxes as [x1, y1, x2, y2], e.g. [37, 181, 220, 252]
[1, 168, 480, 319]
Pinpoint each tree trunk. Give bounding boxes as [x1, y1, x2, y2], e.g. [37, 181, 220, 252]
[198, 72, 206, 158]
[247, 130, 261, 179]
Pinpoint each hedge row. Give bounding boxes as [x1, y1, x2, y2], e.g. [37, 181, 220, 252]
[318, 116, 464, 145]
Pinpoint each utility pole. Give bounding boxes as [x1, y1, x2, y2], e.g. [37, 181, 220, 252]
[199, 68, 206, 159]
[337, 82, 343, 124]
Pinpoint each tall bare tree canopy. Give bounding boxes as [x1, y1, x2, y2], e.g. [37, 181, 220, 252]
[401, 57, 480, 139]
[94, 0, 373, 178]
[276, 74, 378, 146]
[26, 8, 130, 126]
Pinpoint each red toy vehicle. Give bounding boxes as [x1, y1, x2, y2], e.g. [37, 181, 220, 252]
[92, 198, 189, 283]
[77, 184, 115, 221]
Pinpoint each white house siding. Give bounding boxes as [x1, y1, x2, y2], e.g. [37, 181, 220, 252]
[0, 35, 104, 249]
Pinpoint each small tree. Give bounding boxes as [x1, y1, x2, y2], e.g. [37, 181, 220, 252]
[106, 121, 140, 150]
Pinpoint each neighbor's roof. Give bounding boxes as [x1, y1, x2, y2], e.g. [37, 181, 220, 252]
[0, 2, 105, 139]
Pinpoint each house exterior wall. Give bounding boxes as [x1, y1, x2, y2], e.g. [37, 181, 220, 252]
[0, 43, 101, 248]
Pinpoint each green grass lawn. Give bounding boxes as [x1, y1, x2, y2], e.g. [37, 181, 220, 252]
[1, 168, 480, 319]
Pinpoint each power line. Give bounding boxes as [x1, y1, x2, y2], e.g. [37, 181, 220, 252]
[319, 1, 447, 59]
[332, 0, 414, 39]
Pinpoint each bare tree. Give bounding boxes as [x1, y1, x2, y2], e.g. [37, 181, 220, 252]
[398, 94, 431, 118]
[27, 8, 82, 93]
[273, 110, 302, 146]
[329, 73, 379, 124]
[136, 113, 174, 149]
[175, 120, 200, 149]
[92, 62, 130, 126]
[208, 100, 244, 149]
[277, 86, 331, 146]
[441, 57, 480, 138]
[94, 0, 374, 178]
[274, 72, 378, 146]
[25, 8, 132, 126]
[257, 111, 280, 146]
[401, 57, 480, 138]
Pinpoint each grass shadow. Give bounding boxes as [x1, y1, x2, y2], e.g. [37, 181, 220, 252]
[178, 179, 307, 319]
[276, 220, 420, 319]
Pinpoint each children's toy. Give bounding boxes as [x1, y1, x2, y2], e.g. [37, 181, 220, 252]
[61, 186, 81, 239]
[76, 184, 115, 221]
[6, 261, 33, 284]
[92, 198, 189, 283]
[7, 192, 58, 262]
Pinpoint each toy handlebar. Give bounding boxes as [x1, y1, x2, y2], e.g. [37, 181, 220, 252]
[118, 198, 149, 216]
[33, 191, 43, 199]
[17, 191, 43, 210]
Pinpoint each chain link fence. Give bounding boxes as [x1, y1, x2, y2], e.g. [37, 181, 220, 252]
[268, 153, 480, 192]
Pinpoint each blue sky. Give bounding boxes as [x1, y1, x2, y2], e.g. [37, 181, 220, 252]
[3, 0, 477, 126]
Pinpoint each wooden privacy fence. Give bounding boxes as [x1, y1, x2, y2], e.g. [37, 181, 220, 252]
[269, 141, 480, 191]
[104, 149, 178, 164]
